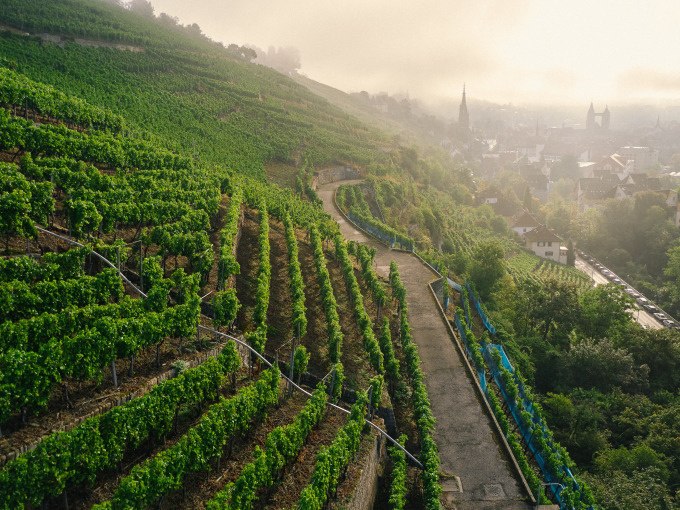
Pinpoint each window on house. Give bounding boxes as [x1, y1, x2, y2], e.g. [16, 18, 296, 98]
[548, 242, 552, 247]
[545, 251, 553, 257]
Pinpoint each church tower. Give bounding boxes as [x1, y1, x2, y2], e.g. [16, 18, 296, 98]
[586, 102, 595, 130]
[458, 84, 469, 131]
[601, 105, 610, 130]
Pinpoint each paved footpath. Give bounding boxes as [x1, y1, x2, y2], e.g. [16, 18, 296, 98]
[318, 180, 532, 509]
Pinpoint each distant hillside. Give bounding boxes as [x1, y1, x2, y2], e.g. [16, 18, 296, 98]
[0, 0, 391, 179]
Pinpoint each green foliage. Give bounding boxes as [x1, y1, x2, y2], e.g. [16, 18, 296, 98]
[0, 270, 199, 423]
[284, 213, 307, 339]
[296, 394, 367, 510]
[213, 288, 240, 329]
[468, 240, 506, 300]
[310, 226, 343, 364]
[293, 345, 310, 382]
[334, 234, 384, 374]
[388, 434, 408, 510]
[217, 187, 243, 289]
[388, 262, 441, 509]
[97, 366, 280, 510]
[247, 202, 271, 353]
[0, 343, 240, 508]
[207, 383, 327, 510]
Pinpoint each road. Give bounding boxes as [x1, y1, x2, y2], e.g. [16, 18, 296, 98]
[575, 255, 662, 330]
[318, 180, 532, 510]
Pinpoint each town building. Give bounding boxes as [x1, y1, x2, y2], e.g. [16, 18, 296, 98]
[522, 225, 568, 264]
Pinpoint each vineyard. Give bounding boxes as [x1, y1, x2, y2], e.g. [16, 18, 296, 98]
[507, 251, 592, 292]
[0, 46, 441, 508]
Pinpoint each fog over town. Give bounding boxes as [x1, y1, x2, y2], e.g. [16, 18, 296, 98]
[148, 0, 680, 109]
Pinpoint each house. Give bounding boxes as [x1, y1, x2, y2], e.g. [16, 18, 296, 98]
[577, 176, 619, 211]
[591, 154, 626, 176]
[522, 225, 567, 264]
[476, 187, 498, 205]
[512, 211, 541, 236]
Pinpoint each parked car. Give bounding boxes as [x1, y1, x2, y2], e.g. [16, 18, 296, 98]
[652, 311, 665, 320]
[638, 297, 650, 305]
[626, 288, 640, 298]
[662, 319, 675, 328]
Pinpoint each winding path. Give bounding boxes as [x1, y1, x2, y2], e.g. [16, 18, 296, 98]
[317, 180, 532, 509]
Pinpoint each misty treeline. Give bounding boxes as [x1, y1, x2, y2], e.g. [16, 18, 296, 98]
[104, 1, 302, 73]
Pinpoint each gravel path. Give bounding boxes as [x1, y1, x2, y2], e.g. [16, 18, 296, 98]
[317, 180, 532, 509]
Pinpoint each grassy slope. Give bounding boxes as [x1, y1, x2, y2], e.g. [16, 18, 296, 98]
[0, 0, 390, 179]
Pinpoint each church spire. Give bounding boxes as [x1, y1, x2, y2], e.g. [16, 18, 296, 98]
[458, 83, 469, 131]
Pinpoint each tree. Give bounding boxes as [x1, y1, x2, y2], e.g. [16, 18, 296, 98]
[468, 240, 505, 300]
[578, 284, 633, 339]
[551, 154, 579, 181]
[128, 0, 154, 17]
[564, 338, 647, 392]
[515, 277, 580, 344]
[585, 467, 676, 510]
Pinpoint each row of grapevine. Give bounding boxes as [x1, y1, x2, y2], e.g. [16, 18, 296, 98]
[0, 267, 123, 321]
[207, 382, 328, 509]
[0, 294, 150, 352]
[309, 225, 343, 364]
[296, 393, 368, 509]
[0, 343, 241, 509]
[350, 242, 399, 384]
[94, 366, 281, 509]
[0, 164, 54, 246]
[218, 187, 243, 289]
[0, 271, 200, 425]
[388, 262, 441, 509]
[0, 108, 191, 171]
[284, 213, 307, 339]
[246, 203, 271, 353]
[336, 184, 412, 250]
[0, 247, 87, 283]
[388, 434, 408, 510]
[353, 243, 387, 318]
[333, 234, 384, 374]
[0, 67, 125, 132]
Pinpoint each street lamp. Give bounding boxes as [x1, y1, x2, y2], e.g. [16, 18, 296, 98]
[535, 481, 565, 509]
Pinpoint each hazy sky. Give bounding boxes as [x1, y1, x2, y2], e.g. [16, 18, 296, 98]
[148, 0, 680, 107]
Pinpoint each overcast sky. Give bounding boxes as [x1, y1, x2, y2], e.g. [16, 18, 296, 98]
[148, 0, 680, 107]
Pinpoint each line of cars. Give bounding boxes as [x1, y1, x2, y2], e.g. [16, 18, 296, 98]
[578, 251, 679, 329]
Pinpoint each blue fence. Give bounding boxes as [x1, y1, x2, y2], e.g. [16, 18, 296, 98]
[453, 287, 593, 510]
[465, 282, 497, 335]
[453, 312, 487, 391]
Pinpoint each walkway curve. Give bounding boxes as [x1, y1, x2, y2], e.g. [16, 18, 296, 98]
[318, 180, 533, 510]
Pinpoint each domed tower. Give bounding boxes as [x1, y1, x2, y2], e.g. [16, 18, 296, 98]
[458, 84, 469, 131]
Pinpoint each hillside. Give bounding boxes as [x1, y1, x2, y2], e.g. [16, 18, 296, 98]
[0, 0, 395, 179]
[0, 2, 678, 510]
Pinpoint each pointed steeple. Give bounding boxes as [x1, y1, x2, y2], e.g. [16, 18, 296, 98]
[655, 115, 662, 130]
[586, 102, 596, 130]
[458, 83, 469, 131]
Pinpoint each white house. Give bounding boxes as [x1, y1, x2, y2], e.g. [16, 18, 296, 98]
[522, 225, 567, 264]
